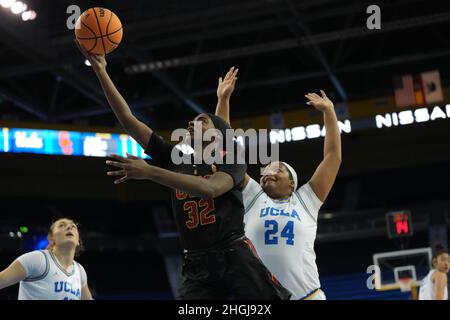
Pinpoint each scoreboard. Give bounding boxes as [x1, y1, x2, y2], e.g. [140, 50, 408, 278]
[0, 127, 149, 158]
[386, 210, 413, 238]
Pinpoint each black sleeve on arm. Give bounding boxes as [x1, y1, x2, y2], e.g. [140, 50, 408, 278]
[145, 132, 175, 170]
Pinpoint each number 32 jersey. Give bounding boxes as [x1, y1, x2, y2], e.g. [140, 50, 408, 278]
[243, 178, 323, 300]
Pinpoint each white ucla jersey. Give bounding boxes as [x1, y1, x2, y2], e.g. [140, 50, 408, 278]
[243, 178, 324, 300]
[419, 270, 448, 300]
[16, 250, 87, 300]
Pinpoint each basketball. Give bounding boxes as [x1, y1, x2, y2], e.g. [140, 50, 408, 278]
[75, 7, 123, 55]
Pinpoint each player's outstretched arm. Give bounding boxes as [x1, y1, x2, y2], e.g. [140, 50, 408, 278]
[75, 40, 152, 149]
[305, 90, 342, 202]
[0, 260, 26, 290]
[215, 66, 238, 125]
[214, 67, 251, 188]
[106, 154, 234, 198]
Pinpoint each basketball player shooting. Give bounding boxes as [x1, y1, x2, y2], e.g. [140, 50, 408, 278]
[75, 42, 291, 300]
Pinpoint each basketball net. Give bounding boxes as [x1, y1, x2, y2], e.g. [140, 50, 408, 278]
[399, 278, 413, 292]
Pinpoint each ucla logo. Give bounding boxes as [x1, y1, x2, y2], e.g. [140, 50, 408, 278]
[54, 281, 81, 298]
[260, 207, 301, 222]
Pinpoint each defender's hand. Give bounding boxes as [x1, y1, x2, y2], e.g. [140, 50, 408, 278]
[305, 90, 334, 113]
[217, 66, 239, 100]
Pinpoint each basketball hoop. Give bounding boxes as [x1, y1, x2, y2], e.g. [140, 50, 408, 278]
[398, 278, 413, 292]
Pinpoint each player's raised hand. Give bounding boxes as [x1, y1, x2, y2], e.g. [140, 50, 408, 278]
[217, 66, 239, 100]
[106, 153, 150, 184]
[75, 39, 107, 72]
[305, 90, 334, 113]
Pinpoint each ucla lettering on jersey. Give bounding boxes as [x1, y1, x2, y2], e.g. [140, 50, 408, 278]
[54, 281, 81, 299]
[260, 207, 301, 222]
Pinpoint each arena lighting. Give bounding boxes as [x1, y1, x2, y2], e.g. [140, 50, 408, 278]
[21, 10, 30, 20]
[10, 1, 26, 14]
[21, 10, 36, 21]
[34, 237, 49, 250]
[0, 0, 15, 8]
[19, 226, 29, 233]
[1, 0, 37, 21]
[322, 213, 334, 219]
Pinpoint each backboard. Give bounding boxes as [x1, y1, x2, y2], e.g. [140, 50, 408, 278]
[372, 247, 432, 292]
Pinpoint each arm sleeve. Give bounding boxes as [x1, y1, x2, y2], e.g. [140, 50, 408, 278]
[16, 251, 48, 280]
[144, 132, 175, 170]
[297, 183, 323, 221]
[242, 177, 263, 210]
[78, 263, 88, 287]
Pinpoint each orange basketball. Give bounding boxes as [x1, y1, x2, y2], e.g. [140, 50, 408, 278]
[75, 7, 123, 55]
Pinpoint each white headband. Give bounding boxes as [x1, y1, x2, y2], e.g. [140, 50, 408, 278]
[281, 162, 298, 191]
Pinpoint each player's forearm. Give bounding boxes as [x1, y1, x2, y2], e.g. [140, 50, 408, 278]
[94, 69, 143, 129]
[95, 68, 152, 147]
[322, 108, 342, 163]
[145, 166, 215, 198]
[215, 97, 231, 125]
